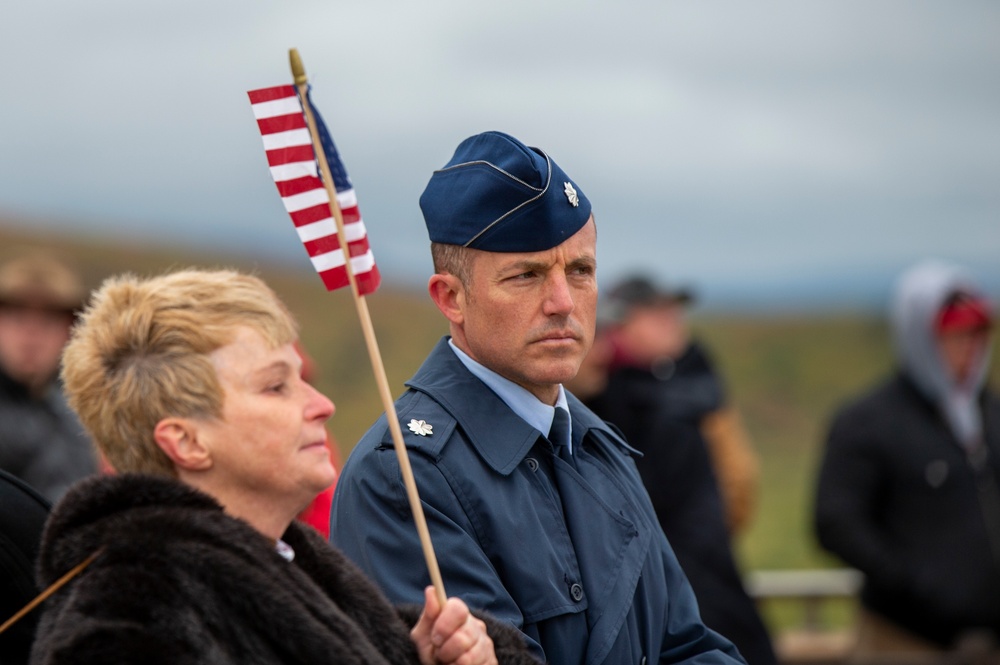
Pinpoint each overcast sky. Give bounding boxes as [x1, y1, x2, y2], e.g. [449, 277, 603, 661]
[1, 1, 998, 310]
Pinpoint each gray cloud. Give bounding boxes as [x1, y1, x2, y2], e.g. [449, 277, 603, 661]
[1, 0, 998, 309]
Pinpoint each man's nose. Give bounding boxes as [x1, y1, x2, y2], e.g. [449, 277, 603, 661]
[543, 273, 575, 317]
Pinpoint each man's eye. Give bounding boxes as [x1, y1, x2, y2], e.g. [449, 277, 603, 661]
[266, 383, 287, 394]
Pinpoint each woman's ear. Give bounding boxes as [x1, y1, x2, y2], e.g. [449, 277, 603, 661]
[428, 273, 465, 326]
[153, 418, 213, 471]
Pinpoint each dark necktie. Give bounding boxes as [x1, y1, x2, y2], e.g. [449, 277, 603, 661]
[548, 407, 575, 467]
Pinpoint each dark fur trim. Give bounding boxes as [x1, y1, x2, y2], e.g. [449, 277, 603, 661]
[30, 474, 538, 664]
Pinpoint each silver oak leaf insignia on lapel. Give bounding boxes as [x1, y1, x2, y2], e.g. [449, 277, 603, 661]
[407, 419, 433, 436]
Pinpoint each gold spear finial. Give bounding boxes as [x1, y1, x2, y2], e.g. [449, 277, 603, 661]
[289, 48, 308, 86]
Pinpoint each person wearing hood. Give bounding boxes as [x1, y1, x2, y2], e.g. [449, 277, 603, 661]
[814, 259, 1000, 654]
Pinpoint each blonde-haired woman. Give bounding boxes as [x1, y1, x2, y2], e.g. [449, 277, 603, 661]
[31, 268, 535, 665]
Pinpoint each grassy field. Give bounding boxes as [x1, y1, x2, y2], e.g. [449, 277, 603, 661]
[4, 221, 998, 637]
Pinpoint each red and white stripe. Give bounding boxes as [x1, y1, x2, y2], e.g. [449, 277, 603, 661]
[248, 85, 379, 294]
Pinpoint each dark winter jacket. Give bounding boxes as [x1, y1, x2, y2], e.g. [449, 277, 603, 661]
[0, 469, 51, 665]
[815, 372, 1000, 645]
[642, 341, 726, 424]
[0, 368, 97, 503]
[29, 473, 538, 665]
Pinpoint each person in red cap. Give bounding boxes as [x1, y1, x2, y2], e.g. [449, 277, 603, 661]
[815, 259, 999, 657]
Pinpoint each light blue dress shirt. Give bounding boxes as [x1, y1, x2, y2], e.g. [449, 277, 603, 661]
[448, 339, 573, 453]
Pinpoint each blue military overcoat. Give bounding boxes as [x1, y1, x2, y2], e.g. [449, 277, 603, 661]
[330, 338, 744, 665]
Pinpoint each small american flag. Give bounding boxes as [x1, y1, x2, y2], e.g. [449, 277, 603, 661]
[247, 84, 380, 295]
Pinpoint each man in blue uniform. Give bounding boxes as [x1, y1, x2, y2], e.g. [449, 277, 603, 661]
[330, 131, 745, 665]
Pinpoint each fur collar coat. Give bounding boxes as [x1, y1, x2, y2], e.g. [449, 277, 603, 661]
[30, 474, 536, 665]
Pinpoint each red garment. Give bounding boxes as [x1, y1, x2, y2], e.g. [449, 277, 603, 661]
[936, 292, 992, 332]
[297, 484, 335, 538]
[293, 341, 339, 538]
[295, 433, 340, 538]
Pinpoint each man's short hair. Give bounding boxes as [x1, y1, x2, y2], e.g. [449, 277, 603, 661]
[61, 269, 298, 477]
[431, 242, 473, 287]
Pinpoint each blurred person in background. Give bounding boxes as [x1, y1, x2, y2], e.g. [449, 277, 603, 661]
[578, 274, 776, 665]
[815, 259, 1000, 656]
[0, 253, 97, 503]
[598, 275, 760, 535]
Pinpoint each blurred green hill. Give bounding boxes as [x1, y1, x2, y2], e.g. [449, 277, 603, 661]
[4, 219, 998, 592]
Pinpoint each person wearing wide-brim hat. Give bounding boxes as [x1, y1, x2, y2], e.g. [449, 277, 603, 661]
[0, 253, 98, 505]
[0, 253, 87, 392]
[0, 253, 96, 664]
[330, 131, 745, 665]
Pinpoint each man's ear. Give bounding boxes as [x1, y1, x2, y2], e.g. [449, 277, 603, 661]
[153, 418, 213, 471]
[428, 273, 465, 326]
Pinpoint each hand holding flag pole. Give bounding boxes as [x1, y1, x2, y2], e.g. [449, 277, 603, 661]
[249, 49, 446, 607]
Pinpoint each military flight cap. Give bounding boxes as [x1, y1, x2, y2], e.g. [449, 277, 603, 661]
[419, 131, 592, 252]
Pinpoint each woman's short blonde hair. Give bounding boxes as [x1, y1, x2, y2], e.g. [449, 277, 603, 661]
[61, 268, 298, 477]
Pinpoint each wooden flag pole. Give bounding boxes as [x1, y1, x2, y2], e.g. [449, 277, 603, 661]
[288, 48, 447, 608]
[0, 548, 103, 636]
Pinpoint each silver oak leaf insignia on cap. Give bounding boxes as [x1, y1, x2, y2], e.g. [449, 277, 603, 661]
[407, 419, 433, 436]
[563, 182, 579, 207]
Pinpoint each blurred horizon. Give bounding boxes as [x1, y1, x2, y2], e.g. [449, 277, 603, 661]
[2, 207, 996, 316]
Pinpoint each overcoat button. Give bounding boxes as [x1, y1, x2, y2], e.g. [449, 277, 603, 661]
[525, 458, 539, 472]
[570, 583, 584, 602]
